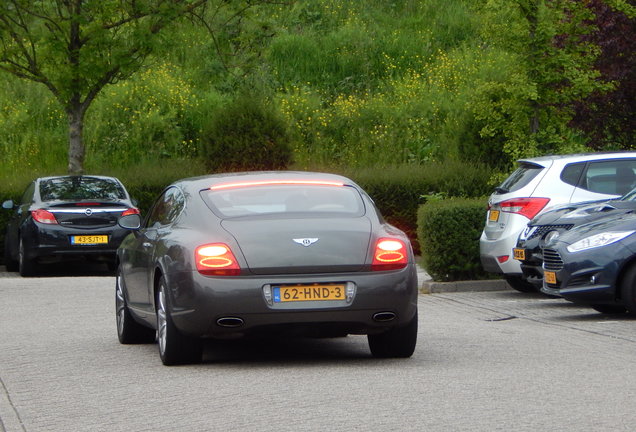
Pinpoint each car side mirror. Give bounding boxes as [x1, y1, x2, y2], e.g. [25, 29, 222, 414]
[2, 200, 15, 210]
[118, 214, 142, 230]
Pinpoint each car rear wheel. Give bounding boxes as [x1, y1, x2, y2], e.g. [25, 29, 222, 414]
[156, 277, 202, 366]
[116, 267, 155, 344]
[504, 275, 537, 293]
[3, 233, 18, 272]
[18, 238, 36, 277]
[368, 310, 417, 358]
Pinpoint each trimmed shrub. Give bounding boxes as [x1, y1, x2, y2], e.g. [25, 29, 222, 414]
[417, 197, 490, 281]
[201, 95, 293, 172]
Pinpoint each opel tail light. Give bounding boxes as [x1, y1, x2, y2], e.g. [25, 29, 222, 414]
[195, 243, 240, 276]
[31, 209, 58, 224]
[121, 208, 140, 217]
[372, 238, 408, 271]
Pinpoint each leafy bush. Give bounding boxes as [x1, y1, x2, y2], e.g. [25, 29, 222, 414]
[201, 94, 293, 172]
[417, 197, 490, 281]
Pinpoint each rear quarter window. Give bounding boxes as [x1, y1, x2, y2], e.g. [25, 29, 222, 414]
[579, 159, 636, 196]
[497, 163, 544, 194]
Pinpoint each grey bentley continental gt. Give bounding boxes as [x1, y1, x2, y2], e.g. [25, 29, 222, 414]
[115, 171, 419, 365]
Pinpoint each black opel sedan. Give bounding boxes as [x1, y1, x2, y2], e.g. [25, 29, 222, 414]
[3, 175, 139, 276]
[513, 192, 636, 292]
[541, 213, 636, 314]
[115, 171, 419, 365]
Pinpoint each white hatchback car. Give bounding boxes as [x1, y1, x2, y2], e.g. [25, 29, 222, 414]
[480, 152, 636, 291]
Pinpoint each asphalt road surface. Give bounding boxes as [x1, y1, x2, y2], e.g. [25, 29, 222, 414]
[1, 267, 635, 431]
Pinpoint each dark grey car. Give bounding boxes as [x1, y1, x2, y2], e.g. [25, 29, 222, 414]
[116, 172, 419, 365]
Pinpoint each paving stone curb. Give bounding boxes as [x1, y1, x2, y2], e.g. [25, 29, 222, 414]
[420, 279, 511, 294]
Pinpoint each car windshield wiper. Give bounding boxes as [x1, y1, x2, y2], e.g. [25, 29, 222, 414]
[494, 186, 509, 194]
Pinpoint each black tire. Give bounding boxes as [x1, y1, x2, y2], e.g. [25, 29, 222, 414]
[116, 266, 156, 344]
[591, 304, 627, 314]
[504, 275, 538, 293]
[156, 277, 202, 366]
[368, 310, 418, 358]
[3, 235, 18, 272]
[18, 238, 36, 277]
[620, 263, 636, 315]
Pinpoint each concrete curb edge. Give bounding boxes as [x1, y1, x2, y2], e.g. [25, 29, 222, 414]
[420, 279, 511, 294]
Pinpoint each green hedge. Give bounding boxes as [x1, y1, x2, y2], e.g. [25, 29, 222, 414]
[417, 197, 490, 281]
[347, 161, 493, 254]
[1, 160, 494, 268]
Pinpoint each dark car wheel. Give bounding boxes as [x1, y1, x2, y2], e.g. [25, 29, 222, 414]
[3, 235, 18, 272]
[590, 304, 627, 314]
[368, 310, 418, 358]
[156, 277, 202, 366]
[504, 275, 538, 293]
[620, 263, 636, 315]
[18, 238, 36, 277]
[116, 267, 155, 344]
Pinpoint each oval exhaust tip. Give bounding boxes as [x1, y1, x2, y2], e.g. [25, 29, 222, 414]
[216, 317, 244, 328]
[373, 311, 396, 322]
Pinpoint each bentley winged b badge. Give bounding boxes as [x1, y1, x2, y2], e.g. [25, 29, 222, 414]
[293, 238, 319, 247]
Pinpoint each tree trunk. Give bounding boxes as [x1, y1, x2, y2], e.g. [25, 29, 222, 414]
[530, 101, 540, 134]
[67, 107, 85, 175]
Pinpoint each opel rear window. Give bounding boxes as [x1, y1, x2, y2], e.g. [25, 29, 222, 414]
[202, 183, 365, 218]
[497, 163, 544, 194]
[40, 177, 126, 201]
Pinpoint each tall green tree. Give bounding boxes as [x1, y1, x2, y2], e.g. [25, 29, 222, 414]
[472, 0, 612, 166]
[0, 0, 279, 174]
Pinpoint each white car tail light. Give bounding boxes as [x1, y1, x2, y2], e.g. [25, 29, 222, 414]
[498, 197, 550, 219]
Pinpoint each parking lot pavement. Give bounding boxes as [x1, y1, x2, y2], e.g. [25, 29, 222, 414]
[2, 268, 636, 431]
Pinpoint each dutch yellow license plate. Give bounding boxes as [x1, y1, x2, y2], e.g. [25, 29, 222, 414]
[489, 210, 500, 222]
[513, 248, 526, 261]
[71, 235, 109, 245]
[544, 271, 557, 284]
[273, 284, 346, 303]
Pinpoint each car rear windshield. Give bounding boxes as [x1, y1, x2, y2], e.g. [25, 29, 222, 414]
[39, 177, 126, 201]
[202, 184, 365, 218]
[496, 162, 544, 194]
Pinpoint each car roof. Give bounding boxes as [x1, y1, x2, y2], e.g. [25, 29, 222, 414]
[172, 171, 359, 191]
[35, 175, 123, 183]
[518, 152, 636, 166]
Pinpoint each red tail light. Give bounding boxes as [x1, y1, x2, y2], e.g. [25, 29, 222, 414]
[498, 198, 550, 219]
[195, 243, 240, 276]
[372, 238, 408, 271]
[121, 208, 140, 217]
[31, 209, 58, 224]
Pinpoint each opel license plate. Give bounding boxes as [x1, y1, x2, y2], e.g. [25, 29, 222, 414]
[488, 210, 500, 222]
[71, 235, 109, 245]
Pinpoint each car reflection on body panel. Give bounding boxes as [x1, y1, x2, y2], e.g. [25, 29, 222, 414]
[115, 171, 419, 366]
